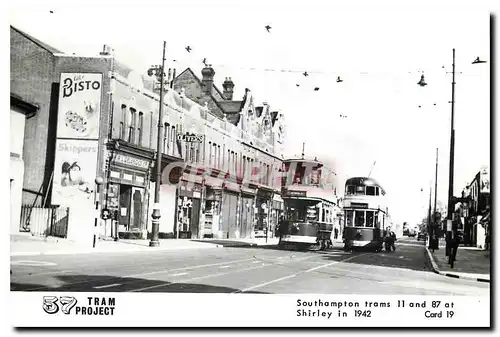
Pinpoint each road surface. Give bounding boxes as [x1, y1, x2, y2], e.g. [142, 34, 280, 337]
[10, 238, 489, 295]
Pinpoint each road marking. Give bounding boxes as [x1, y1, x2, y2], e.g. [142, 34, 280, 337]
[252, 261, 260, 264]
[238, 274, 297, 293]
[219, 266, 230, 269]
[93, 283, 121, 289]
[21, 257, 257, 291]
[236, 253, 369, 293]
[130, 254, 320, 292]
[170, 272, 188, 277]
[10, 260, 57, 267]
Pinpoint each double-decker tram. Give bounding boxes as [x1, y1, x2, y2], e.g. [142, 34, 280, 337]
[277, 158, 338, 251]
[342, 177, 387, 252]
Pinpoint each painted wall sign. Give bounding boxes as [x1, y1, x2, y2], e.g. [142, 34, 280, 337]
[57, 73, 103, 140]
[114, 154, 150, 170]
[51, 139, 98, 205]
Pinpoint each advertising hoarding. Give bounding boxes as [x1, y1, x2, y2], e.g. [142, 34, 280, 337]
[56, 73, 103, 140]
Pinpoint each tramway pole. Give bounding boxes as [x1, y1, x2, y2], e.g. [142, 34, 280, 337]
[148, 41, 167, 247]
[445, 49, 456, 257]
[431, 148, 439, 249]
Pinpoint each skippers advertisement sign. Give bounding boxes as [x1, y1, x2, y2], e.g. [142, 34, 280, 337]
[51, 139, 98, 206]
[57, 73, 103, 140]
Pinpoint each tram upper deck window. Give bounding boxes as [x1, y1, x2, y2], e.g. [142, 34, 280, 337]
[366, 186, 376, 196]
[355, 185, 365, 195]
[346, 185, 355, 195]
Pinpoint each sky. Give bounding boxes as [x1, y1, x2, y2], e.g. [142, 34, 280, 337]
[7, 0, 492, 225]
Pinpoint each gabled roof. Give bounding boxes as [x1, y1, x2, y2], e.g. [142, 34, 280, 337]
[11, 25, 62, 54]
[174, 67, 245, 125]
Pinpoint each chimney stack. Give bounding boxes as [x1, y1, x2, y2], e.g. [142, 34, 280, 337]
[201, 65, 215, 96]
[222, 77, 235, 100]
[99, 44, 114, 56]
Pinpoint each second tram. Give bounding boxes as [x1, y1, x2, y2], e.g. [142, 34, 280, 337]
[277, 158, 339, 250]
[342, 177, 388, 252]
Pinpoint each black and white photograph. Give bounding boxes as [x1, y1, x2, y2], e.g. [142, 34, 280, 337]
[7, 0, 492, 328]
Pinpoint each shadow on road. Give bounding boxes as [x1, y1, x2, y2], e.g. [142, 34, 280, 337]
[10, 274, 268, 294]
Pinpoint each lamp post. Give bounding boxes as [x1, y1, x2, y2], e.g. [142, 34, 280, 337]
[418, 49, 486, 255]
[93, 176, 104, 248]
[147, 41, 167, 247]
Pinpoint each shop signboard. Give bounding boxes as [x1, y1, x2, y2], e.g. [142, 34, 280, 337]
[56, 73, 103, 140]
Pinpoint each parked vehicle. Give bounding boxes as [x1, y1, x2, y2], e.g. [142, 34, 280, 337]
[417, 232, 428, 241]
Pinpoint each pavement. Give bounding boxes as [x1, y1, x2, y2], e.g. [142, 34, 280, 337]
[425, 240, 491, 283]
[10, 236, 489, 296]
[9, 233, 283, 257]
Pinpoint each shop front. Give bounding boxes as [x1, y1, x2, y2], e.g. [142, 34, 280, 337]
[240, 185, 256, 239]
[177, 181, 203, 239]
[254, 188, 273, 238]
[203, 186, 222, 238]
[105, 145, 152, 240]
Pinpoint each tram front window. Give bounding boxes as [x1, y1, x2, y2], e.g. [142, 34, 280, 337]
[354, 211, 365, 227]
[285, 199, 319, 222]
[366, 210, 375, 227]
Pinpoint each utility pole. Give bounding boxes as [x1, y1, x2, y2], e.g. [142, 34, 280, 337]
[149, 41, 167, 247]
[446, 49, 456, 257]
[432, 148, 439, 246]
[427, 187, 432, 238]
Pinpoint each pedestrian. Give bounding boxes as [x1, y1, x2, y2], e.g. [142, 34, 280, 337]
[334, 227, 339, 240]
[449, 231, 461, 266]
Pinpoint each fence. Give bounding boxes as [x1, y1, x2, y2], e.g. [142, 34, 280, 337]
[19, 205, 70, 238]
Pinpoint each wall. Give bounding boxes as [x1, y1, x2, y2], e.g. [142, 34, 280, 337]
[10, 108, 27, 233]
[10, 28, 58, 205]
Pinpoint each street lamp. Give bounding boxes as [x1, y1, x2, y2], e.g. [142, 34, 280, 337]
[93, 176, 104, 248]
[147, 41, 167, 247]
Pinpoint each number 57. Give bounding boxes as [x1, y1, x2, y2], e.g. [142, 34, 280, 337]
[43, 296, 77, 314]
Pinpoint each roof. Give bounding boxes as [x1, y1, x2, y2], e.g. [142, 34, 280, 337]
[345, 177, 385, 192]
[11, 25, 62, 54]
[174, 67, 245, 125]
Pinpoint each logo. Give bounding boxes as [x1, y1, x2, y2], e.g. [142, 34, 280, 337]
[43, 296, 116, 316]
[43, 296, 78, 315]
[62, 75, 101, 98]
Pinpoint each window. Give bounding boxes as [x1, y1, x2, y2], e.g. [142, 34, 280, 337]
[366, 186, 376, 196]
[129, 108, 136, 143]
[345, 210, 354, 227]
[120, 104, 127, 140]
[163, 123, 169, 154]
[355, 185, 365, 195]
[171, 126, 176, 155]
[218, 145, 221, 169]
[366, 211, 375, 227]
[149, 111, 154, 148]
[354, 210, 365, 227]
[208, 142, 212, 165]
[137, 112, 144, 146]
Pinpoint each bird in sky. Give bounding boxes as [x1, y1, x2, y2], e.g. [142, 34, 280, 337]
[185, 46, 192, 53]
[336, 76, 343, 83]
[265, 25, 272, 32]
[314, 87, 320, 91]
[472, 57, 487, 64]
[340, 114, 347, 118]
[296, 84, 300, 87]
[303, 71, 309, 77]
[49, 10, 54, 13]
[418, 105, 422, 108]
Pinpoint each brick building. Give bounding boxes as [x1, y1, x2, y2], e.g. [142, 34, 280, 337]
[10, 25, 286, 242]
